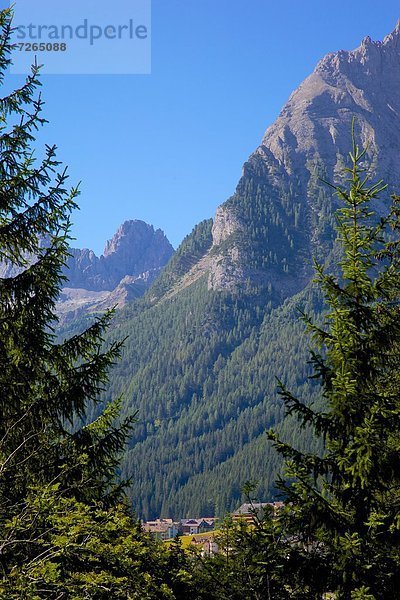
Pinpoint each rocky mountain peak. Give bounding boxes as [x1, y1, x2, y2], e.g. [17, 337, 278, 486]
[65, 220, 174, 293]
[186, 23, 400, 295]
[255, 22, 400, 192]
[314, 21, 400, 83]
[56, 220, 174, 322]
[103, 220, 168, 258]
[383, 18, 400, 46]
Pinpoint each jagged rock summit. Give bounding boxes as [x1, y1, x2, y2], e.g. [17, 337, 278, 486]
[65, 220, 173, 292]
[259, 19, 400, 185]
[58, 220, 174, 321]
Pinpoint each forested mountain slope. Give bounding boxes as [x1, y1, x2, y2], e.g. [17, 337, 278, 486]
[95, 24, 400, 518]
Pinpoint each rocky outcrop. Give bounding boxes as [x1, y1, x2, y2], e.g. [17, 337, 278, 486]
[206, 206, 246, 291]
[64, 220, 174, 292]
[210, 205, 245, 246]
[58, 220, 174, 321]
[257, 21, 400, 190]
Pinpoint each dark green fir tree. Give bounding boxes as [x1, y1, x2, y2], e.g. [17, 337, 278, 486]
[0, 8, 193, 598]
[268, 127, 400, 599]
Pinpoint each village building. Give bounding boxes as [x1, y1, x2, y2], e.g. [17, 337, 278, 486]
[142, 518, 179, 541]
[190, 535, 219, 556]
[232, 502, 284, 523]
[179, 518, 216, 536]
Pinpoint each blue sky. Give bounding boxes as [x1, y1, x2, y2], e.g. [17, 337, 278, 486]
[3, 0, 400, 254]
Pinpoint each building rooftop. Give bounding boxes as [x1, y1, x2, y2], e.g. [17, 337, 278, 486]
[233, 502, 284, 515]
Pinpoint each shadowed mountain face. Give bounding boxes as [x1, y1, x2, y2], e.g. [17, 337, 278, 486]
[66, 24, 400, 518]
